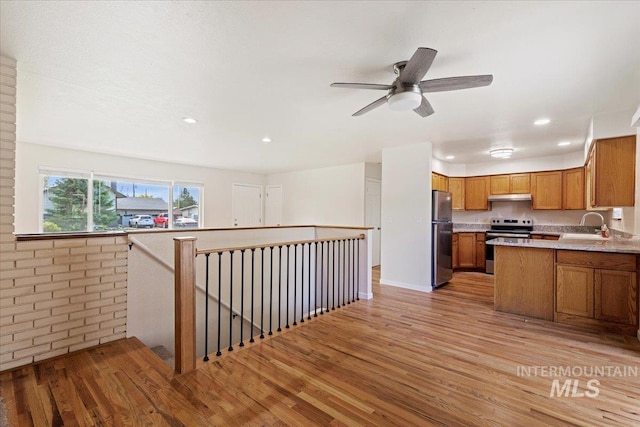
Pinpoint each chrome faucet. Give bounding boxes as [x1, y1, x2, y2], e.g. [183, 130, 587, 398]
[579, 212, 605, 227]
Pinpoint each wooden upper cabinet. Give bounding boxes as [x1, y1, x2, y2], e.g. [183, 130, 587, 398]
[490, 173, 530, 195]
[449, 177, 465, 210]
[562, 167, 585, 210]
[464, 176, 489, 210]
[490, 175, 510, 195]
[531, 171, 563, 210]
[432, 172, 449, 192]
[590, 135, 636, 207]
[510, 173, 531, 194]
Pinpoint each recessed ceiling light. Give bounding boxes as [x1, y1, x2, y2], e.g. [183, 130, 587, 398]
[490, 148, 514, 159]
[262, 137, 272, 143]
[183, 117, 197, 124]
[534, 118, 550, 126]
[558, 141, 571, 146]
[445, 155, 455, 160]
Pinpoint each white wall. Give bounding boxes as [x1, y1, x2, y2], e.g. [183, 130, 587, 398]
[380, 143, 432, 292]
[266, 163, 366, 226]
[15, 142, 265, 233]
[442, 151, 584, 177]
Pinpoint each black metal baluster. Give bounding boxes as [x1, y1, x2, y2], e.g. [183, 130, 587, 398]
[351, 239, 356, 303]
[332, 240, 336, 311]
[239, 249, 245, 347]
[250, 248, 255, 343]
[300, 243, 305, 323]
[347, 239, 351, 305]
[286, 245, 290, 329]
[269, 246, 274, 336]
[228, 250, 234, 352]
[343, 240, 347, 307]
[277, 245, 282, 332]
[293, 244, 298, 326]
[320, 241, 324, 315]
[204, 253, 210, 361]
[357, 238, 360, 300]
[216, 252, 222, 356]
[308, 242, 312, 320]
[337, 239, 341, 308]
[260, 247, 265, 339]
[314, 241, 318, 317]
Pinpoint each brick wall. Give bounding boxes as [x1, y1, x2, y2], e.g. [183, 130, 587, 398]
[0, 56, 129, 372]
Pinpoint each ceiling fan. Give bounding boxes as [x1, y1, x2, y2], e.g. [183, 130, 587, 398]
[331, 47, 493, 117]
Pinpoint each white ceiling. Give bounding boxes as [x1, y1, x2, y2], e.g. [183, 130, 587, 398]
[1, 1, 639, 174]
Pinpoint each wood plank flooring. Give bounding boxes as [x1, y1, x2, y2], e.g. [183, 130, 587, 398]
[2, 269, 640, 426]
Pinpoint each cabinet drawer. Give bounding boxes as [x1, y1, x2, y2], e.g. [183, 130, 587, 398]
[556, 250, 636, 270]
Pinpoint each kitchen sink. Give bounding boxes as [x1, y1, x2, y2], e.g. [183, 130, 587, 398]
[560, 233, 607, 240]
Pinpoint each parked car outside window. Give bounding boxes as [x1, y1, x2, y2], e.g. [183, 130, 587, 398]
[174, 217, 198, 228]
[154, 213, 170, 228]
[129, 215, 154, 228]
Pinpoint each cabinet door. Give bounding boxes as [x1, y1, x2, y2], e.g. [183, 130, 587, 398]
[562, 167, 585, 210]
[594, 269, 638, 325]
[593, 136, 636, 207]
[531, 171, 563, 210]
[490, 175, 510, 195]
[510, 173, 531, 194]
[475, 233, 485, 269]
[449, 178, 465, 210]
[556, 265, 594, 318]
[432, 173, 439, 190]
[452, 233, 459, 268]
[457, 233, 476, 268]
[464, 176, 489, 210]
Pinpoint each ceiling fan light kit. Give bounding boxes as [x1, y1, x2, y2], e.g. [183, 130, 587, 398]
[331, 47, 493, 118]
[387, 91, 422, 111]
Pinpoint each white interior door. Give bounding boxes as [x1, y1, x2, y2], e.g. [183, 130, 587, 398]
[232, 184, 262, 227]
[366, 178, 382, 266]
[265, 185, 283, 226]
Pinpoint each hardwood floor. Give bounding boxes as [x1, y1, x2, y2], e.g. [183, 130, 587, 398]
[2, 269, 640, 426]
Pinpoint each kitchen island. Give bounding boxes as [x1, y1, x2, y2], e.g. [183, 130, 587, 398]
[487, 236, 640, 338]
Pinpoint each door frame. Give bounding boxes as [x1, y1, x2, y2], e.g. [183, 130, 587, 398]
[365, 178, 382, 267]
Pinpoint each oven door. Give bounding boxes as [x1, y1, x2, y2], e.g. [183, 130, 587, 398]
[484, 232, 531, 274]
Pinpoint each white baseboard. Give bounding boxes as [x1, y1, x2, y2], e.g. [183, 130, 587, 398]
[379, 277, 432, 293]
[358, 291, 373, 300]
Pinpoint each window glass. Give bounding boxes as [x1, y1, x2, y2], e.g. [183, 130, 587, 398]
[43, 175, 89, 232]
[96, 179, 170, 230]
[174, 185, 201, 228]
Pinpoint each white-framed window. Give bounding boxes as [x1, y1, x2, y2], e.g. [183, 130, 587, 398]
[39, 168, 204, 233]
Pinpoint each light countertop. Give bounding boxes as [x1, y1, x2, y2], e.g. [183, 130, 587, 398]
[486, 236, 640, 254]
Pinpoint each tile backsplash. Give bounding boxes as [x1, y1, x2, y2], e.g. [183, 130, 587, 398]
[452, 201, 613, 226]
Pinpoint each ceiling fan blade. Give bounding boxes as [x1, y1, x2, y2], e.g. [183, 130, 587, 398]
[399, 48, 438, 84]
[352, 95, 388, 116]
[414, 96, 435, 117]
[330, 83, 393, 90]
[420, 75, 493, 92]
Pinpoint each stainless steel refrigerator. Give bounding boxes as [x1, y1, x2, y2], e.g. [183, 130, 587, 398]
[432, 190, 453, 288]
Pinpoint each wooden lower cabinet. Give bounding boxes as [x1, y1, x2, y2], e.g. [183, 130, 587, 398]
[452, 233, 459, 269]
[556, 265, 594, 317]
[457, 233, 476, 268]
[594, 269, 637, 325]
[555, 250, 639, 334]
[475, 233, 485, 270]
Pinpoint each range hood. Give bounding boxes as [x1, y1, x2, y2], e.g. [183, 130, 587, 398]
[488, 194, 532, 202]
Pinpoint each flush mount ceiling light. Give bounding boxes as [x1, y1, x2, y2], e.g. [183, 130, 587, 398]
[183, 117, 197, 124]
[445, 155, 455, 160]
[534, 118, 550, 126]
[261, 137, 272, 143]
[490, 148, 514, 159]
[387, 91, 423, 111]
[558, 141, 571, 146]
